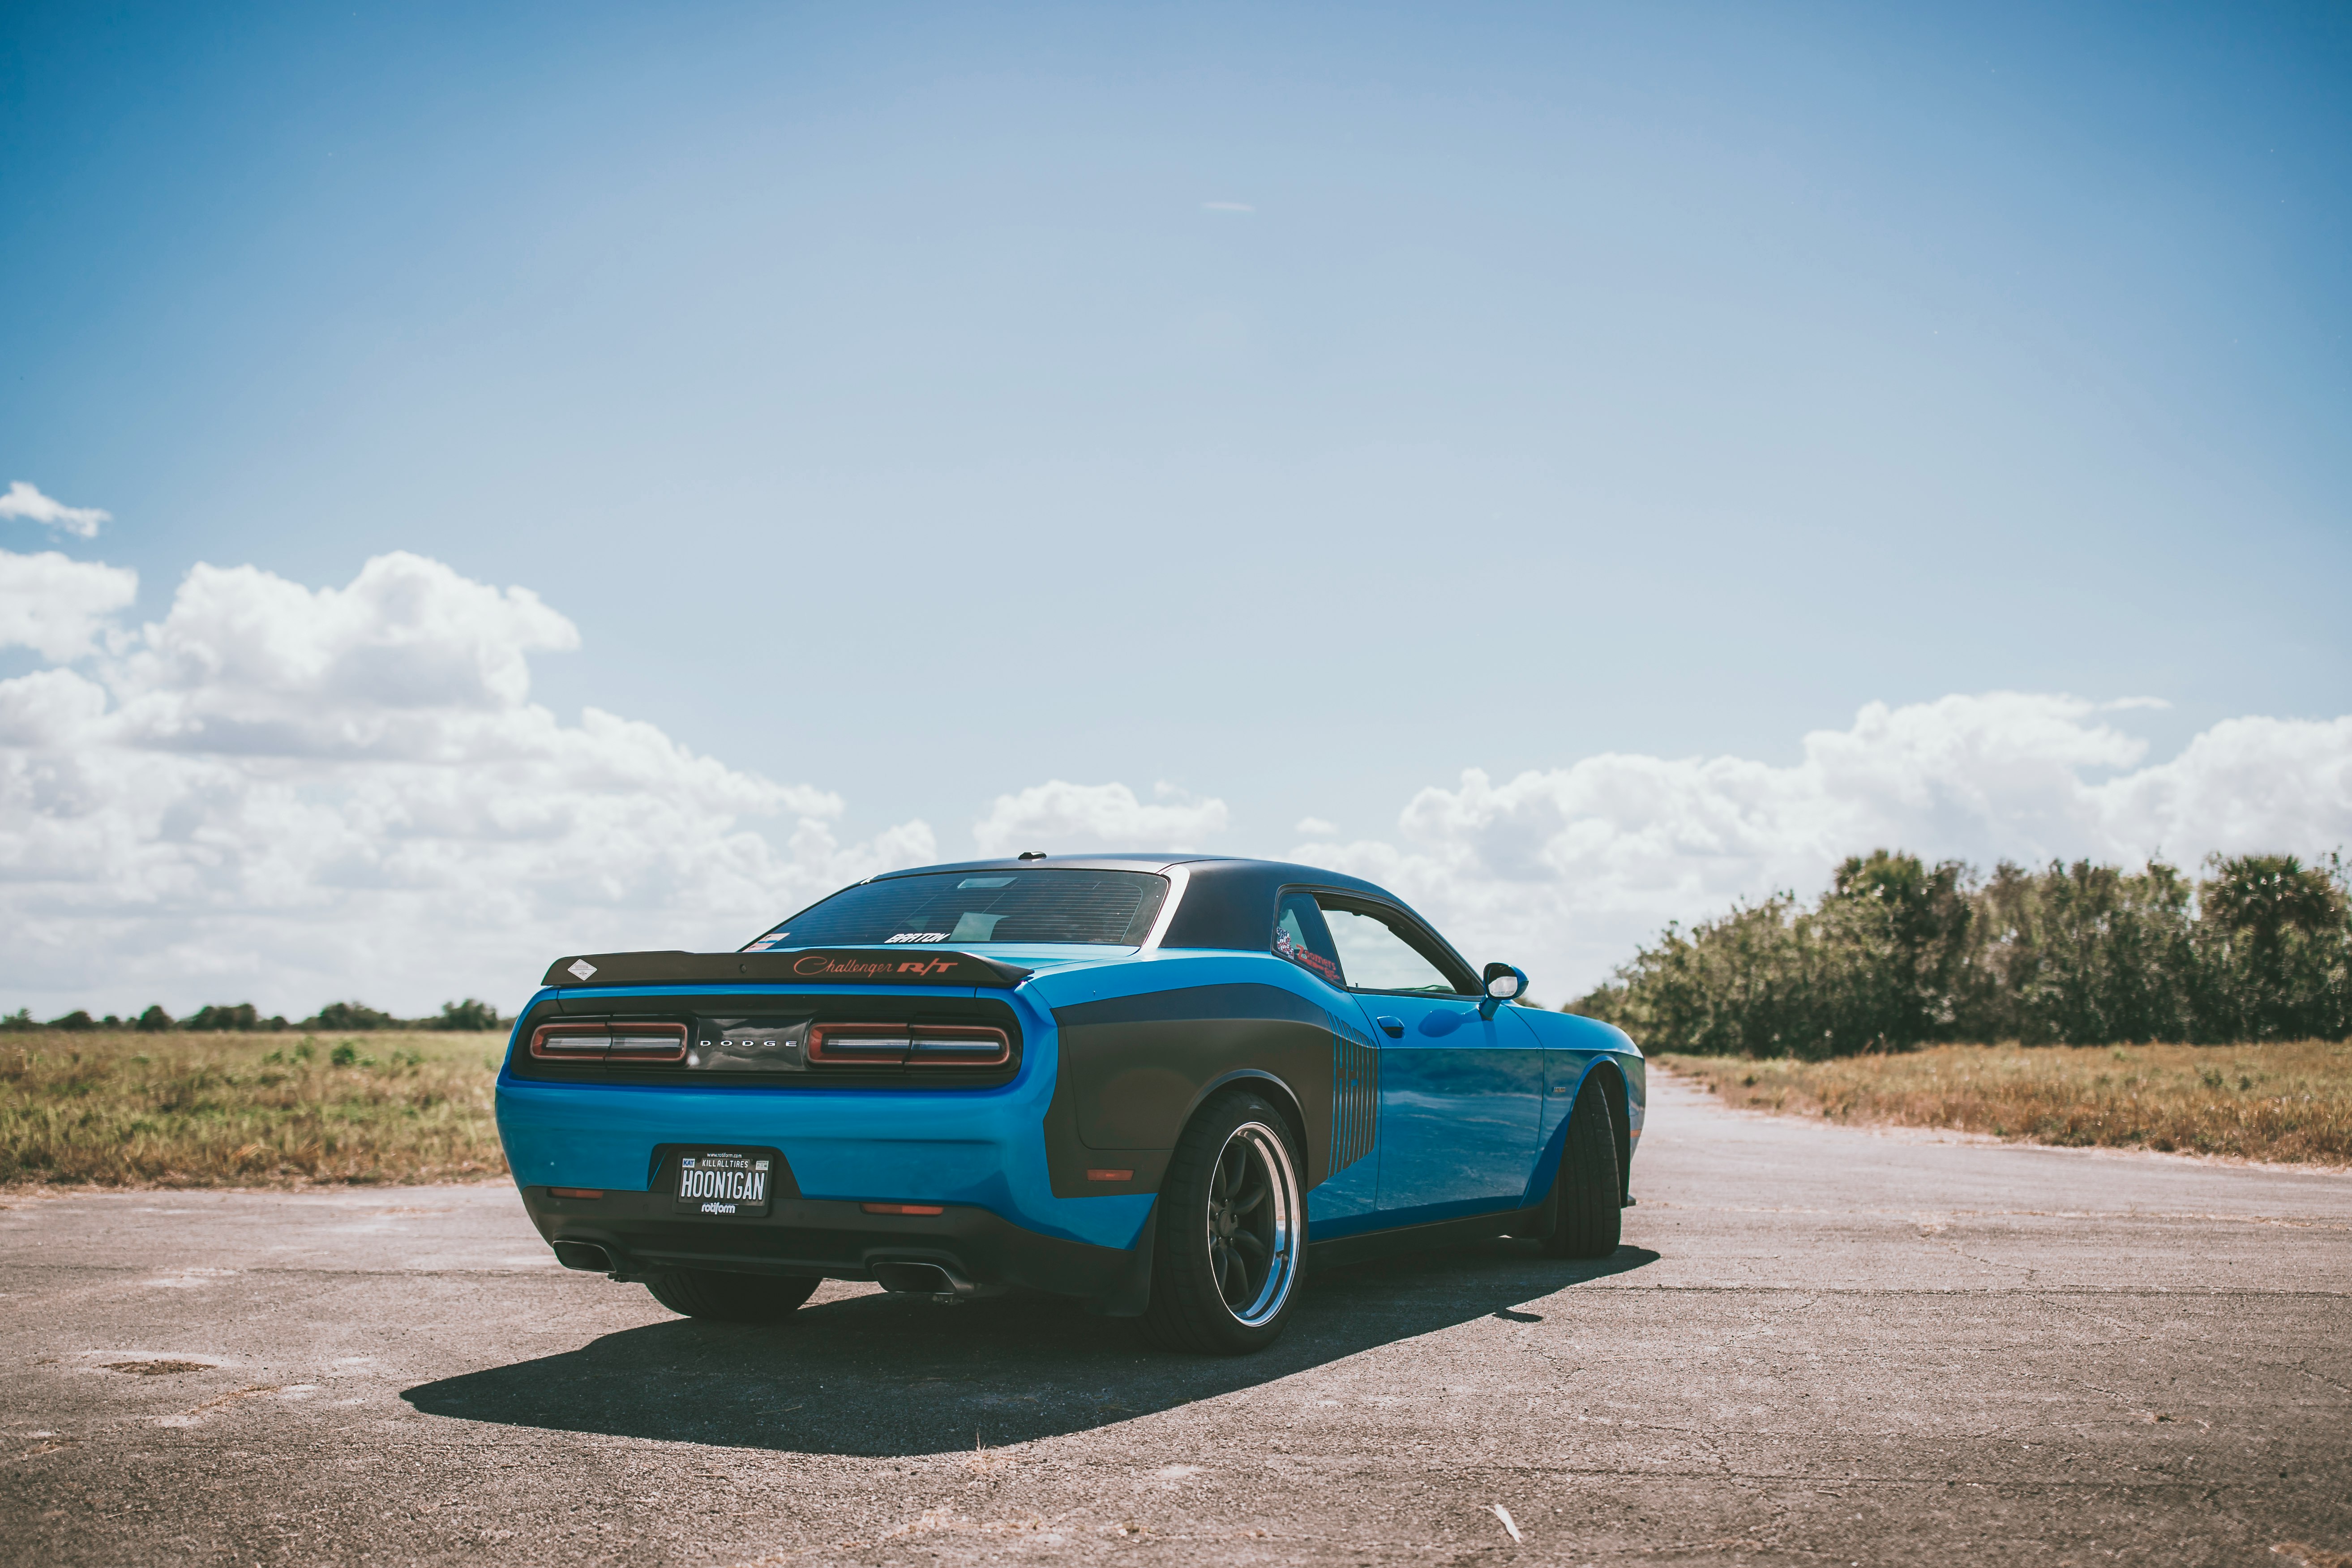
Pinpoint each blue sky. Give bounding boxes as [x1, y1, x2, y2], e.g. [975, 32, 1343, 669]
[1, 2, 2348, 1009]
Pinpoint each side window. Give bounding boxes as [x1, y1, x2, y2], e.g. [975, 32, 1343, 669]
[1317, 901, 1463, 994]
[1272, 891, 1345, 987]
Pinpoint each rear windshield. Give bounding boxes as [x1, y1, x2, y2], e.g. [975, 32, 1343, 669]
[749, 869, 1170, 950]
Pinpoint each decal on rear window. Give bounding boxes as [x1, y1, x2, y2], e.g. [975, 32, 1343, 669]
[884, 931, 951, 943]
[1273, 892, 1345, 986]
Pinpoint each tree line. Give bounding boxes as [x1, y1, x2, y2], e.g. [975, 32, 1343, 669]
[1573, 851, 2351, 1056]
[0, 998, 509, 1034]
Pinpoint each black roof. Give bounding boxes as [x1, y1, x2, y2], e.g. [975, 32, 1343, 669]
[869, 854, 1467, 969]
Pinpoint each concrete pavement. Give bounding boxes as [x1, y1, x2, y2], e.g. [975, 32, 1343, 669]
[3, 1071, 2347, 1564]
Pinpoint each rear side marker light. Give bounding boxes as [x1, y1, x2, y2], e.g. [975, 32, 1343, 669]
[548, 1187, 603, 1199]
[530, 1021, 687, 1062]
[808, 1023, 1010, 1067]
[1085, 1169, 1134, 1182]
[861, 1202, 945, 1216]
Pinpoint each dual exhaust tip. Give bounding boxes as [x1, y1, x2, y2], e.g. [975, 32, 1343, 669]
[551, 1240, 979, 1300]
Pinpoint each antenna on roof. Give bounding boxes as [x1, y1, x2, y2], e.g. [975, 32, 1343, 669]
[1017, 851, 1048, 860]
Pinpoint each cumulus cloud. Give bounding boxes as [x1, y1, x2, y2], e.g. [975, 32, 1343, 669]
[1302, 694, 2352, 1002]
[0, 548, 932, 1015]
[0, 549, 138, 662]
[973, 780, 1229, 857]
[0, 481, 111, 538]
[7, 548, 2342, 1030]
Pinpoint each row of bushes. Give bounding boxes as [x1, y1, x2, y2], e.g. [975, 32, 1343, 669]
[1574, 851, 2350, 1056]
[0, 998, 509, 1034]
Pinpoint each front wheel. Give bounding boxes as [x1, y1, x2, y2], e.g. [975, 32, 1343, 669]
[1141, 1090, 1307, 1354]
[1542, 1077, 1623, 1259]
[644, 1269, 821, 1323]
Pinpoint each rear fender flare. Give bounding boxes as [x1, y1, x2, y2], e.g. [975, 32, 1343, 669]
[1182, 1068, 1310, 1187]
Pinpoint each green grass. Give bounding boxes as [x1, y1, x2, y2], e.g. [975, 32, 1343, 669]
[0, 1030, 507, 1188]
[1656, 1039, 2352, 1166]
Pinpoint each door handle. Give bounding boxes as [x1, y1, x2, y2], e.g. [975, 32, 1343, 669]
[1375, 1015, 1404, 1038]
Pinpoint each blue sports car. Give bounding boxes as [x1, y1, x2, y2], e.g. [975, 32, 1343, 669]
[496, 854, 1643, 1354]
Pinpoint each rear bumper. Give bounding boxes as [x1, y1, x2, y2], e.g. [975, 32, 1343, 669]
[521, 1186, 1155, 1312]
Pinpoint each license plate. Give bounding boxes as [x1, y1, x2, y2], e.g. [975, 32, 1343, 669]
[672, 1149, 774, 1218]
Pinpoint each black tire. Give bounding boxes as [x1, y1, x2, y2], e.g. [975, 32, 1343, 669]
[1542, 1078, 1624, 1260]
[644, 1269, 821, 1323]
[1141, 1090, 1308, 1355]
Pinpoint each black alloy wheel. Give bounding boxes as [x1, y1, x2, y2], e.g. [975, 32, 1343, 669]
[1142, 1089, 1307, 1354]
[644, 1268, 822, 1323]
[1542, 1076, 1624, 1259]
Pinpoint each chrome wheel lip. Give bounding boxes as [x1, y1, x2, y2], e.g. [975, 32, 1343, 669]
[1206, 1119, 1302, 1328]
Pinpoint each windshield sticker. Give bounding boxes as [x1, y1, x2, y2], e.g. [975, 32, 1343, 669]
[958, 876, 1015, 888]
[884, 931, 950, 944]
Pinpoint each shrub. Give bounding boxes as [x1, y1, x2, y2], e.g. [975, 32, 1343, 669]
[431, 998, 506, 1032]
[1578, 849, 2352, 1054]
[304, 1001, 402, 1032]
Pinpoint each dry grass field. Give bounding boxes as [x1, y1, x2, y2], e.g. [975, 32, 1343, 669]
[0, 1029, 507, 1188]
[1656, 1040, 2352, 1166]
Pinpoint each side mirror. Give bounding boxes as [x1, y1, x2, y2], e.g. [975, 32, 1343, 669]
[1478, 963, 1529, 1020]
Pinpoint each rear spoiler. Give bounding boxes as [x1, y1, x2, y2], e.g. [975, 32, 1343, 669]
[539, 948, 1033, 990]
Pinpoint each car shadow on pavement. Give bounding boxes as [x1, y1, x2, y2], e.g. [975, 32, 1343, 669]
[401, 1240, 1658, 1457]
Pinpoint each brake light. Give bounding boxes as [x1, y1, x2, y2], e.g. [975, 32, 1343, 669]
[908, 1026, 1011, 1066]
[530, 1022, 687, 1061]
[806, 1023, 1010, 1067]
[861, 1202, 946, 1215]
[531, 1024, 609, 1058]
[807, 1024, 911, 1064]
[608, 1025, 688, 1061]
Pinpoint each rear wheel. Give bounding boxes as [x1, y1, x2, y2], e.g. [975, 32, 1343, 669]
[1142, 1090, 1307, 1354]
[644, 1269, 821, 1323]
[1542, 1078, 1623, 1259]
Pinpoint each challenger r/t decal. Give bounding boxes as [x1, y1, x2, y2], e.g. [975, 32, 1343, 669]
[793, 954, 963, 979]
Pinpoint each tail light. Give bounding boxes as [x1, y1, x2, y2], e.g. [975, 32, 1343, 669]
[807, 1023, 1009, 1067]
[908, 1025, 1011, 1066]
[608, 1026, 688, 1061]
[806, 1024, 911, 1064]
[530, 1021, 687, 1062]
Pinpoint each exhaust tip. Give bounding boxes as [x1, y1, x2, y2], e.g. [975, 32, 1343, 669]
[551, 1240, 614, 1272]
[872, 1260, 957, 1295]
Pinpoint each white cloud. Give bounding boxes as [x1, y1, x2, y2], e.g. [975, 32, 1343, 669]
[0, 549, 932, 1016]
[1300, 694, 2352, 1004]
[972, 780, 1229, 857]
[8, 553, 2342, 1031]
[0, 549, 138, 662]
[110, 552, 585, 758]
[0, 481, 111, 538]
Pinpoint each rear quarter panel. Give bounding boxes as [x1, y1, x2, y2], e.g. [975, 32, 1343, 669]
[1022, 950, 1378, 1201]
